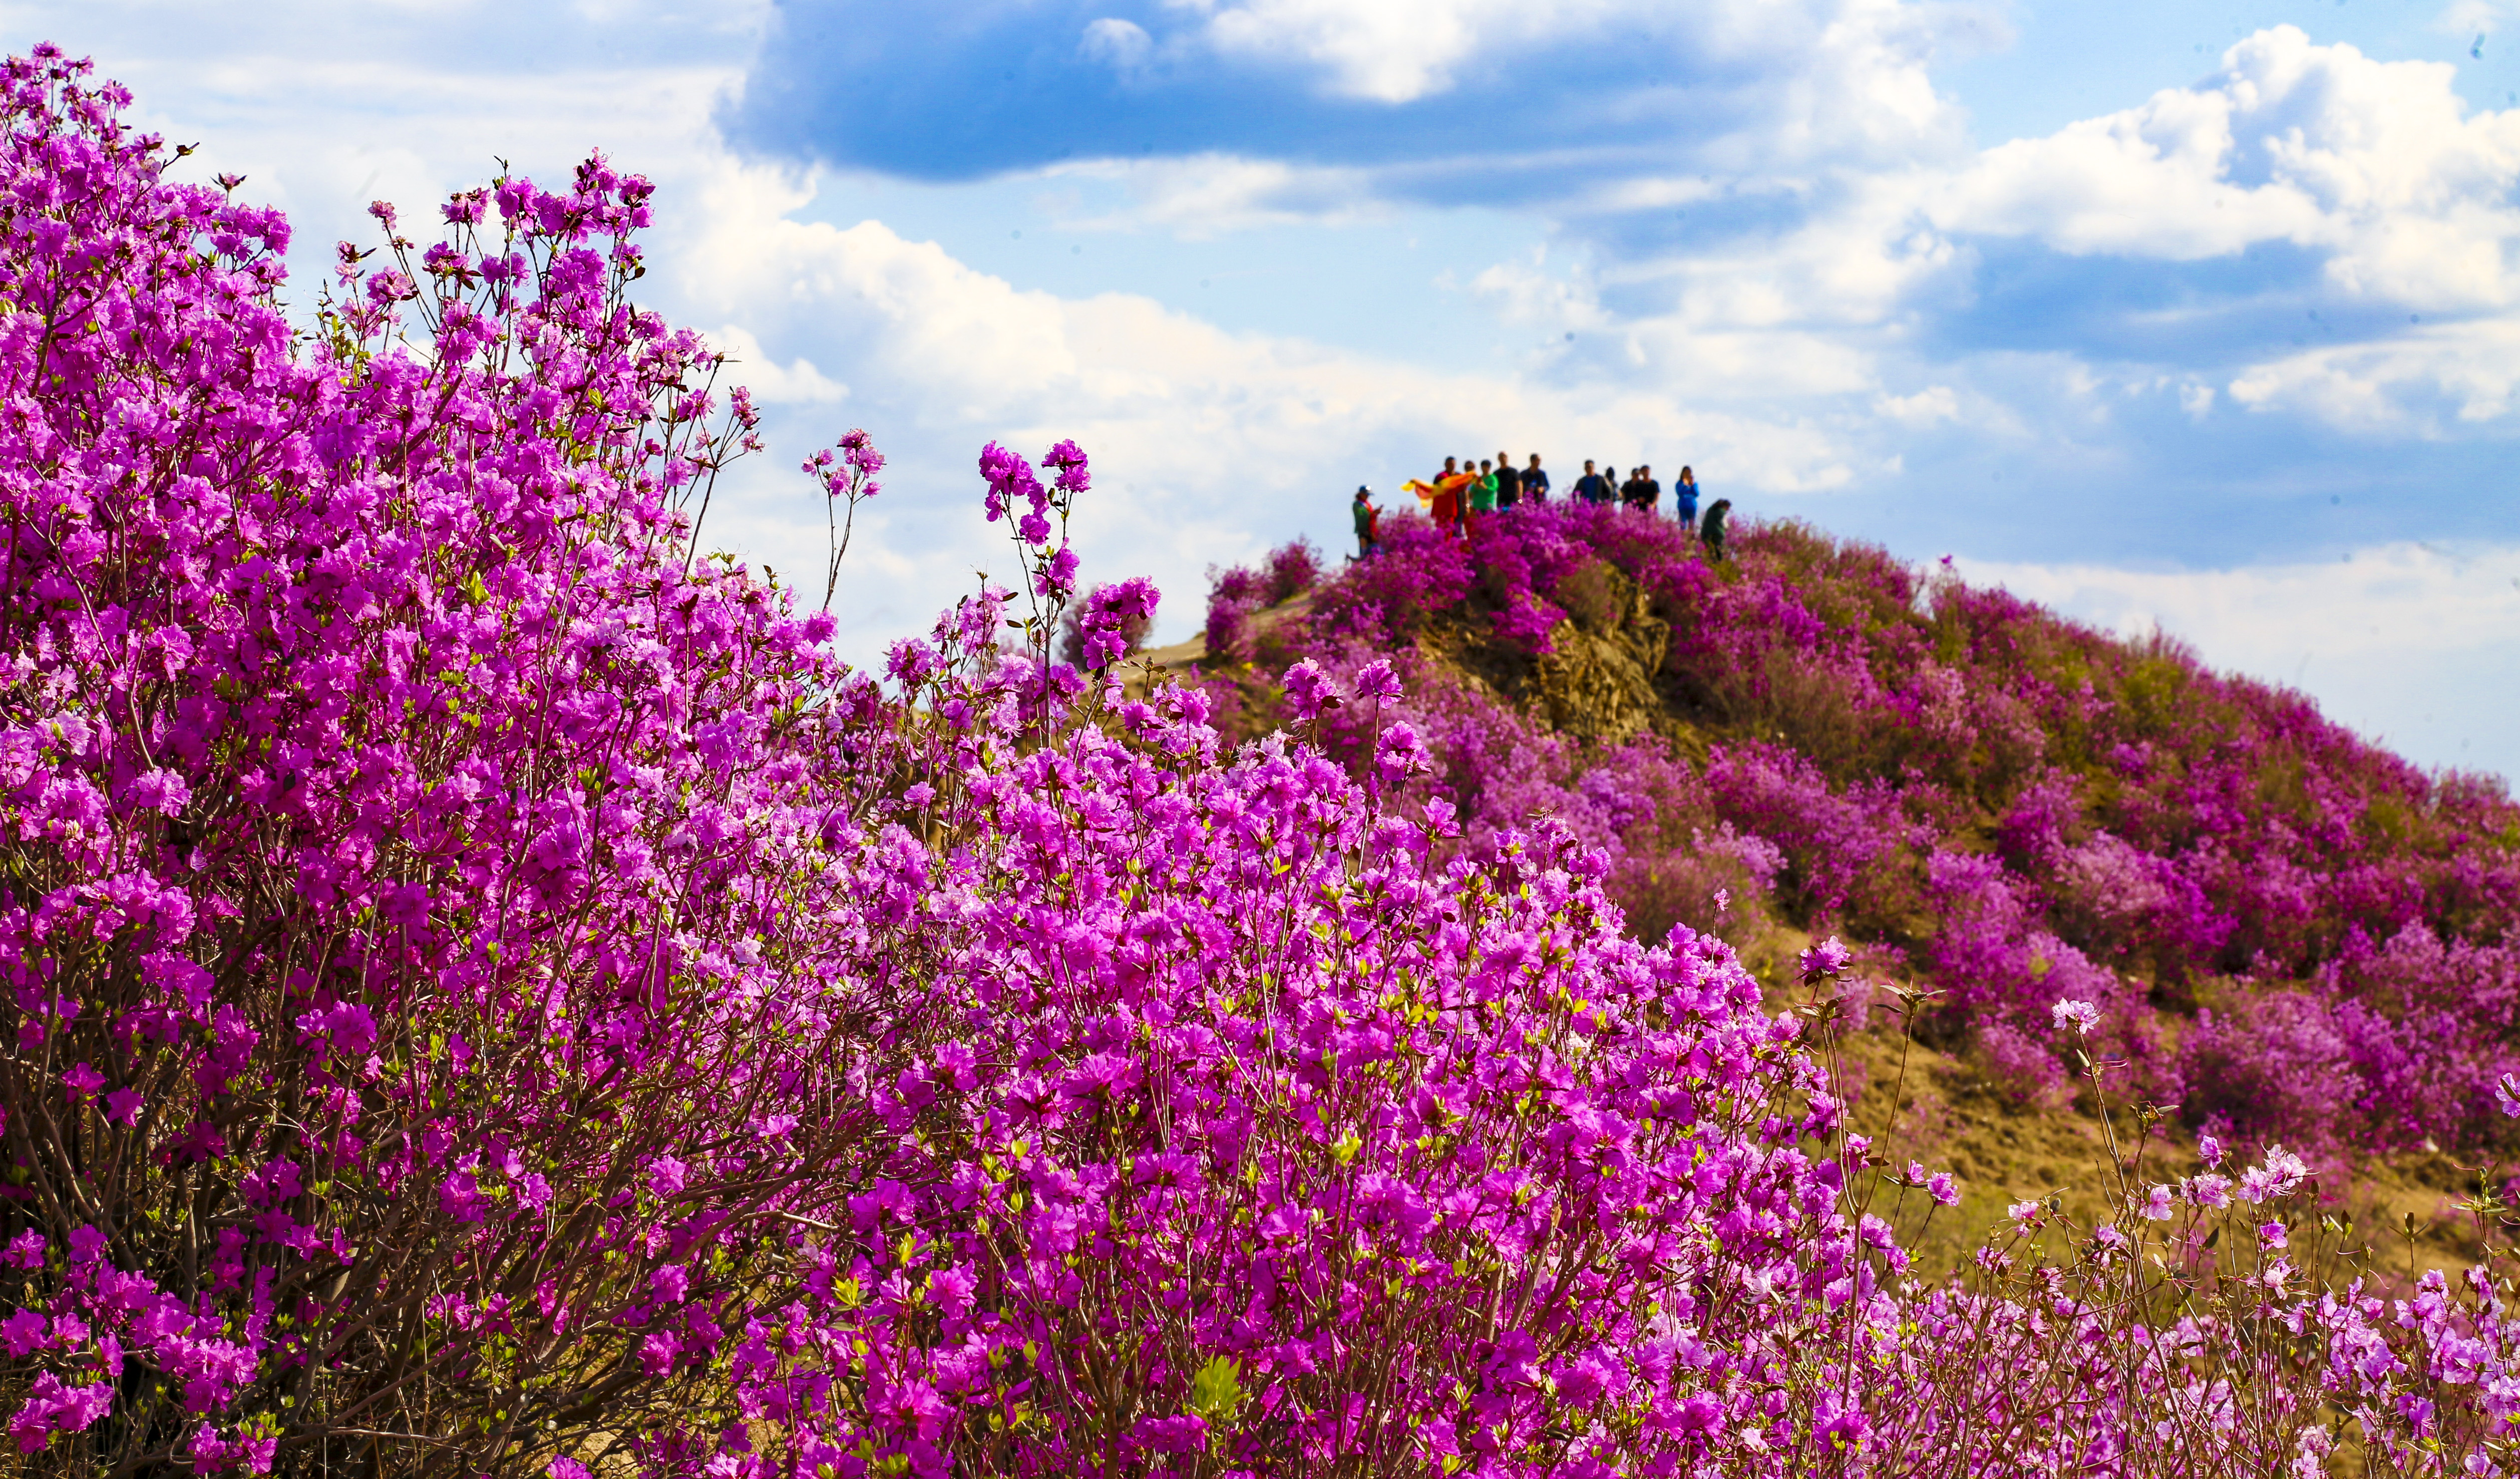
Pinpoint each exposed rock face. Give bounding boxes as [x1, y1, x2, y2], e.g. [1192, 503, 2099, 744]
[1524, 561, 1669, 743]
[1426, 558, 1673, 744]
[1128, 560, 1679, 749]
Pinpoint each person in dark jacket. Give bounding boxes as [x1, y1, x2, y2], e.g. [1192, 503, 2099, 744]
[1351, 485, 1379, 559]
[1700, 498, 1733, 560]
[1493, 450, 1521, 509]
[1574, 460, 1612, 504]
[1522, 453, 1550, 501]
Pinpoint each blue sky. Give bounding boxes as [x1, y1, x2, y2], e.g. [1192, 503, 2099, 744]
[9, 0, 2517, 779]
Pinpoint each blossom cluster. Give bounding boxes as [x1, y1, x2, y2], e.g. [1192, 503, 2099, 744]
[1056, 578, 1161, 669]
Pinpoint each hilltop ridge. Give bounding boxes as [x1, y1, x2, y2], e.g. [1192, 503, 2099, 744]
[1152, 501, 2520, 1264]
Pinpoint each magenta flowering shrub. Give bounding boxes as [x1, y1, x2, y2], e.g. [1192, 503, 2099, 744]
[2176, 991, 2364, 1151]
[1199, 539, 1321, 663]
[1702, 745, 1919, 923]
[707, 673, 1912, 1476]
[1310, 515, 1476, 647]
[0, 51, 1931, 1477]
[1261, 537, 1322, 603]
[1199, 567, 1264, 663]
[1251, 642, 1775, 952]
[2181, 925, 2520, 1151]
[1970, 1019, 2070, 1106]
[0, 51, 943, 1472]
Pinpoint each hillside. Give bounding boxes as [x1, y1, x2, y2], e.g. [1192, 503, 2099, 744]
[1144, 502, 2520, 1264]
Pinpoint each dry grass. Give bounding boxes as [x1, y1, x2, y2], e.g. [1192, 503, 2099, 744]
[1813, 1010, 2495, 1288]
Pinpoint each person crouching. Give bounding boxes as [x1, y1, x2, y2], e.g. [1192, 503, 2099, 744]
[1700, 498, 1732, 561]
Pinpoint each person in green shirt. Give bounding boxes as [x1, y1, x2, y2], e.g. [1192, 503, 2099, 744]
[1469, 458, 1500, 517]
[1351, 485, 1379, 558]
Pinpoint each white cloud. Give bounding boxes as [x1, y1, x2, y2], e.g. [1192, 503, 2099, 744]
[1039, 153, 1382, 237]
[1961, 541, 2520, 662]
[108, 54, 749, 272]
[956, 21, 2520, 448]
[1622, 178, 1964, 332]
[1496, 176, 1965, 419]
[1471, 250, 1612, 333]
[1081, 18, 1154, 71]
[1934, 27, 2520, 309]
[1609, 24, 2520, 438]
[1198, 0, 1630, 103]
[711, 325, 849, 405]
[1171, 0, 1982, 176]
[1767, 0, 1980, 162]
[2229, 317, 2520, 430]
[675, 169, 1866, 609]
[1875, 384, 1959, 424]
[1934, 82, 2328, 258]
[2435, 0, 2514, 40]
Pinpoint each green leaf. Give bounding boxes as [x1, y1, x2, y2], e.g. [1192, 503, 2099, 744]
[1189, 1355, 1244, 1424]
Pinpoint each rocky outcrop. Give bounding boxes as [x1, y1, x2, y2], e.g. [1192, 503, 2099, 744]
[1423, 558, 1674, 745]
[1125, 561, 1680, 751]
[1524, 560, 1669, 743]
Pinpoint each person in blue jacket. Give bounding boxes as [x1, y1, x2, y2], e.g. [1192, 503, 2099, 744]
[1674, 466, 1700, 533]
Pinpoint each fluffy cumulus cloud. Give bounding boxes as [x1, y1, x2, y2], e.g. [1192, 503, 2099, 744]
[2228, 318, 2520, 430]
[1480, 24, 2520, 441]
[1036, 153, 1383, 237]
[728, 0, 1990, 189]
[728, 5, 2520, 496]
[1198, 0, 1597, 104]
[1919, 28, 2520, 426]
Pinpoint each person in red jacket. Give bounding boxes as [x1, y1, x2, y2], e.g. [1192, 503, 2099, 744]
[1428, 456, 1463, 532]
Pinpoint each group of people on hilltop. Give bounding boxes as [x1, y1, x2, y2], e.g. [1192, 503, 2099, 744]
[1352, 450, 1732, 562]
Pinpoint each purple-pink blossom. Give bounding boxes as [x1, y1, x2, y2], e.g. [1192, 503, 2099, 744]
[2051, 998, 2100, 1036]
